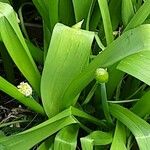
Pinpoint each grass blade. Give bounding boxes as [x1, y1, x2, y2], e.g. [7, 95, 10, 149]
[110, 104, 150, 150]
[122, 0, 135, 26]
[72, 0, 92, 22]
[110, 121, 127, 150]
[98, 0, 114, 45]
[124, 0, 150, 31]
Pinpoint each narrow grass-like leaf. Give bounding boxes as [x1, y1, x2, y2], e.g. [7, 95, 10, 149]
[41, 23, 94, 117]
[54, 125, 79, 150]
[26, 40, 43, 64]
[0, 76, 45, 115]
[89, 1, 101, 31]
[32, 0, 50, 29]
[122, 0, 135, 26]
[0, 2, 41, 94]
[63, 24, 150, 106]
[110, 121, 127, 150]
[86, 0, 96, 30]
[109, 0, 122, 30]
[124, 0, 150, 31]
[48, 0, 59, 30]
[72, 0, 92, 22]
[98, 0, 114, 45]
[0, 42, 14, 82]
[117, 51, 150, 86]
[59, 0, 75, 26]
[110, 104, 150, 150]
[37, 136, 54, 150]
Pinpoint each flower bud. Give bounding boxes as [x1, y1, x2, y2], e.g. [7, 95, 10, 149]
[17, 82, 32, 97]
[95, 68, 109, 83]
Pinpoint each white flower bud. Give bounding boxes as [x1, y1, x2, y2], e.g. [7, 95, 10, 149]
[17, 82, 32, 97]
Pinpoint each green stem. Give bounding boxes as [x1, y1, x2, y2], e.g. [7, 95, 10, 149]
[101, 83, 113, 124]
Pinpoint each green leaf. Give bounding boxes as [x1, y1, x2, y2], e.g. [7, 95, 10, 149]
[110, 104, 150, 150]
[63, 24, 150, 106]
[0, 116, 77, 150]
[48, 0, 59, 30]
[109, 0, 122, 30]
[41, 23, 94, 117]
[124, 0, 150, 31]
[32, 0, 50, 29]
[131, 90, 150, 118]
[110, 121, 127, 150]
[72, 0, 92, 22]
[117, 51, 150, 86]
[0, 106, 104, 150]
[0, 2, 41, 94]
[37, 136, 54, 150]
[59, 0, 75, 26]
[26, 40, 44, 64]
[98, 0, 114, 45]
[0, 42, 14, 82]
[54, 125, 79, 150]
[81, 131, 112, 150]
[122, 0, 135, 26]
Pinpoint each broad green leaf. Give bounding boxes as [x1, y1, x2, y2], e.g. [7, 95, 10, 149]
[63, 24, 150, 106]
[110, 121, 127, 150]
[122, 0, 135, 26]
[0, 106, 104, 149]
[0, 2, 41, 94]
[124, 0, 150, 31]
[117, 51, 150, 86]
[0, 116, 77, 150]
[81, 131, 112, 150]
[72, 0, 92, 22]
[0, 76, 45, 115]
[98, 0, 114, 45]
[110, 104, 150, 150]
[41, 23, 94, 118]
[54, 125, 79, 150]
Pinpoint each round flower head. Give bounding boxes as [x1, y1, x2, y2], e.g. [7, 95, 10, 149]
[17, 82, 32, 97]
[95, 68, 109, 83]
